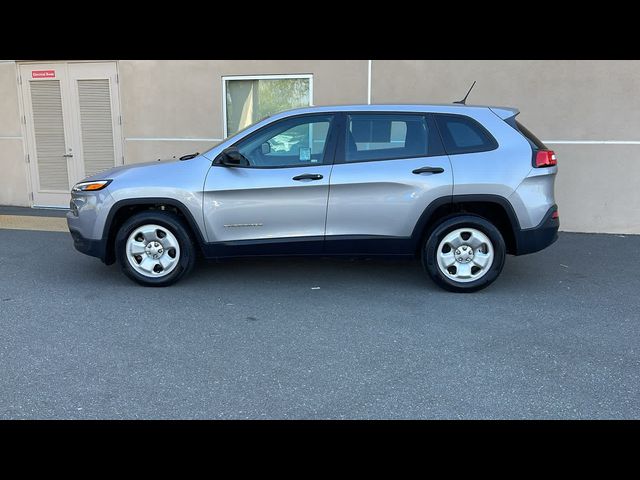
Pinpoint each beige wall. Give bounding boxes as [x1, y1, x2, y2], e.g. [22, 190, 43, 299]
[2, 60, 639, 234]
[0, 61, 29, 206]
[372, 60, 640, 234]
[118, 60, 368, 163]
[553, 144, 640, 233]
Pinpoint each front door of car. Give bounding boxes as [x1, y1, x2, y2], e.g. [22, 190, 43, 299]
[202, 114, 337, 252]
[325, 112, 453, 252]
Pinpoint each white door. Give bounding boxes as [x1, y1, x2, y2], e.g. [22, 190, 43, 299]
[20, 62, 123, 207]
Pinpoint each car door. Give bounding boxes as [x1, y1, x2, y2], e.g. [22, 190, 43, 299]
[202, 113, 337, 253]
[325, 112, 453, 253]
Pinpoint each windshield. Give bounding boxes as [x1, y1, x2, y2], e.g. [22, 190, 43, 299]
[202, 116, 271, 157]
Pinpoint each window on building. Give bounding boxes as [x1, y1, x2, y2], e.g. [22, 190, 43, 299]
[224, 75, 312, 137]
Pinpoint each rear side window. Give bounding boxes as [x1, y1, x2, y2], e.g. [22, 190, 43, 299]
[434, 114, 498, 155]
[344, 114, 444, 162]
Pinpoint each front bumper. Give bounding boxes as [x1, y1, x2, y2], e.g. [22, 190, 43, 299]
[513, 205, 559, 255]
[66, 187, 115, 263]
[69, 228, 107, 262]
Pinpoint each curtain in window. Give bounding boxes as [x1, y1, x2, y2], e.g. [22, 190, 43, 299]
[225, 78, 311, 136]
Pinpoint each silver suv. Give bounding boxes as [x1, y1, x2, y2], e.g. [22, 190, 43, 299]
[67, 104, 559, 292]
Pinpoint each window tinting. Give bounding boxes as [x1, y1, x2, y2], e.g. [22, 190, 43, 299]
[234, 115, 333, 168]
[435, 114, 498, 155]
[345, 114, 431, 162]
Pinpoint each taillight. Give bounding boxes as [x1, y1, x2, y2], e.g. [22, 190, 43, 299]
[552, 211, 559, 220]
[535, 150, 557, 168]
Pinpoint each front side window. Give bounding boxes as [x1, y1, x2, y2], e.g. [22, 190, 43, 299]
[234, 115, 333, 168]
[345, 114, 434, 162]
[434, 114, 498, 155]
[224, 76, 312, 137]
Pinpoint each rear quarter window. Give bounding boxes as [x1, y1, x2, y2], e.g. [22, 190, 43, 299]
[434, 114, 498, 155]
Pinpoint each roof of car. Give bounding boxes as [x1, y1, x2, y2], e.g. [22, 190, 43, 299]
[269, 103, 519, 119]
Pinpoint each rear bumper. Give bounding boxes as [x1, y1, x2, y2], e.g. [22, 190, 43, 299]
[69, 228, 107, 262]
[513, 205, 559, 255]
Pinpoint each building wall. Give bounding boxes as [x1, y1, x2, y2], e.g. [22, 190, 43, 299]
[372, 60, 640, 233]
[118, 60, 368, 164]
[0, 61, 30, 207]
[2, 60, 639, 234]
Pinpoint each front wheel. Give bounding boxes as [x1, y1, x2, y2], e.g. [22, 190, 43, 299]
[115, 211, 196, 287]
[422, 215, 506, 293]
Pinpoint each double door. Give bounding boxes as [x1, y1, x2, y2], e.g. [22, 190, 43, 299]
[20, 62, 123, 207]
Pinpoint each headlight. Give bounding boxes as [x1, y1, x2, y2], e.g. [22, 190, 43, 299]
[72, 180, 112, 192]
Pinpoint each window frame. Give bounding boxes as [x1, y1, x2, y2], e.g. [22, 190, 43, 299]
[433, 113, 499, 156]
[334, 112, 446, 165]
[213, 112, 338, 170]
[222, 74, 314, 138]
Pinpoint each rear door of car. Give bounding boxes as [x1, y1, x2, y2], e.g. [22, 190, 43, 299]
[325, 111, 453, 253]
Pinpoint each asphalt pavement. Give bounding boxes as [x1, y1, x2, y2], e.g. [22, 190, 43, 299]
[0, 227, 638, 419]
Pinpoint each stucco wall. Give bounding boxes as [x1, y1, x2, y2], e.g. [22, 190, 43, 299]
[2, 60, 639, 234]
[371, 60, 640, 234]
[0, 61, 29, 206]
[118, 60, 368, 163]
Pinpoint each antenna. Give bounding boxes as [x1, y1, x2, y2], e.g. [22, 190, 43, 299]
[454, 81, 476, 105]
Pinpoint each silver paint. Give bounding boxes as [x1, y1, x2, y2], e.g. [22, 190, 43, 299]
[203, 164, 333, 242]
[66, 103, 556, 246]
[325, 155, 452, 237]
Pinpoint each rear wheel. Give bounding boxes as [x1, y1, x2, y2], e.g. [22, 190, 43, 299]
[115, 211, 196, 287]
[422, 215, 506, 293]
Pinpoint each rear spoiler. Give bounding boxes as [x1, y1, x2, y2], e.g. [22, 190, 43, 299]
[489, 106, 519, 120]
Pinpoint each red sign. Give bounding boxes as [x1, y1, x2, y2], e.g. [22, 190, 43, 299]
[32, 70, 56, 79]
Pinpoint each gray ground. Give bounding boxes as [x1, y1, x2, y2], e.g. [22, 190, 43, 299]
[0, 229, 638, 419]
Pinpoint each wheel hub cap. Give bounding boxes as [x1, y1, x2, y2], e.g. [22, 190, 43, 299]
[125, 224, 180, 278]
[455, 245, 474, 263]
[145, 241, 164, 259]
[435, 227, 495, 283]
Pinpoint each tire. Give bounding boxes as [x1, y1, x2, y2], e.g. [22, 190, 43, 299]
[422, 215, 506, 293]
[115, 210, 196, 287]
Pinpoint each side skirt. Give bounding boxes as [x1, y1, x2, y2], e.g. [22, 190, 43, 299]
[201, 235, 415, 259]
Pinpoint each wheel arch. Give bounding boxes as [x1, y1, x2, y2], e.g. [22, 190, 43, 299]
[412, 194, 521, 255]
[102, 198, 205, 265]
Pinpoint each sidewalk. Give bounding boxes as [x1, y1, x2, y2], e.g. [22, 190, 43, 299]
[0, 205, 68, 232]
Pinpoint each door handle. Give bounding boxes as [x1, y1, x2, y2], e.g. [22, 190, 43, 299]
[292, 173, 323, 181]
[412, 166, 444, 175]
[63, 154, 74, 158]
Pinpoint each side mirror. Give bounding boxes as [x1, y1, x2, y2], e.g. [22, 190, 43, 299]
[261, 142, 271, 155]
[217, 148, 249, 167]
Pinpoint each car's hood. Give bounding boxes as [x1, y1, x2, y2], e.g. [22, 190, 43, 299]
[79, 156, 189, 183]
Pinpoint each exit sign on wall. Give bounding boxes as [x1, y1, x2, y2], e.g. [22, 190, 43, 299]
[32, 70, 56, 78]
